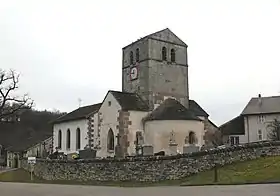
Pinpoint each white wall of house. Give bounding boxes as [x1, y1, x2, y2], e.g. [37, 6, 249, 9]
[126, 110, 148, 155]
[96, 92, 121, 158]
[53, 119, 88, 154]
[244, 113, 280, 143]
[144, 120, 205, 153]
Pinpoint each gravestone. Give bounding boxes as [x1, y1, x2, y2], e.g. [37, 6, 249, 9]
[168, 130, 178, 155]
[183, 145, 200, 154]
[169, 143, 178, 155]
[142, 144, 153, 156]
[79, 149, 96, 159]
[115, 133, 124, 158]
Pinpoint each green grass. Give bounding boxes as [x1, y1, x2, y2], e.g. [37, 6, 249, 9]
[182, 156, 280, 185]
[0, 169, 42, 183]
[1, 156, 280, 186]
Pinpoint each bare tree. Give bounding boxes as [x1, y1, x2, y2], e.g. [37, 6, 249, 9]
[267, 119, 280, 141]
[204, 129, 223, 147]
[0, 69, 33, 119]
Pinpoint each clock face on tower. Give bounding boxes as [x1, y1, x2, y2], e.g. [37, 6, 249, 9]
[130, 66, 138, 81]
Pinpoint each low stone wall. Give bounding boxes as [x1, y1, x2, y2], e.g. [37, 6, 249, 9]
[22, 141, 280, 182]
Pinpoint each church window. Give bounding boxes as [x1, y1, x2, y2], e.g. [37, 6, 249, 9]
[188, 131, 196, 144]
[171, 48, 176, 62]
[162, 47, 167, 61]
[130, 51, 134, 65]
[58, 130, 62, 149]
[107, 128, 114, 151]
[136, 48, 140, 62]
[66, 129, 71, 149]
[108, 101, 111, 106]
[76, 128, 81, 150]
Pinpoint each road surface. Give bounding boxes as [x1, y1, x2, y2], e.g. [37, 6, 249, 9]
[0, 182, 280, 196]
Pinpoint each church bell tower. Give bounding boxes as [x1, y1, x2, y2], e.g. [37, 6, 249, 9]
[122, 28, 189, 110]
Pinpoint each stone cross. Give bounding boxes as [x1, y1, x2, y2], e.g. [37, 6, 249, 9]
[169, 130, 176, 143]
[184, 136, 188, 144]
[116, 133, 121, 146]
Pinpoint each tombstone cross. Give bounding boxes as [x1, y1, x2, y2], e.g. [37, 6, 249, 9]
[170, 130, 176, 143]
[116, 133, 121, 146]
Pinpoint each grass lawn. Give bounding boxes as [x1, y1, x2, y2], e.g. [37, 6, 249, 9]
[1, 156, 280, 186]
[182, 156, 280, 185]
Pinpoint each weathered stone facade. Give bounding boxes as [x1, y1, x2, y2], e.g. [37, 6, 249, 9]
[122, 29, 189, 110]
[22, 141, 280, 183]
[116, 110, 130, 157]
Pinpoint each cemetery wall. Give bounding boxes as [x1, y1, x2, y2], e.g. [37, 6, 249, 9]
[22, 141, 280, 183]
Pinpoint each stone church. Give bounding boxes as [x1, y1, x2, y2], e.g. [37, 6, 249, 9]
[52, 28, 217, 158]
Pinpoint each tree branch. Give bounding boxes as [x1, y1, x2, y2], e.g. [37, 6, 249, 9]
[0, 69, 33, 119]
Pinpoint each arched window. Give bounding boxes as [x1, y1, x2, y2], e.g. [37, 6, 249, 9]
[76, 128, 81, 150]
[66, 129, 71, 149]
[162, 47, 167, 61]
[171, 48, 176, 62]
[188, 131, 196, 144]
[136, 48, 140, 62]
[58, 130, 62, 149]
[130, 51, 134, 65]
[107, 128, 114, 151]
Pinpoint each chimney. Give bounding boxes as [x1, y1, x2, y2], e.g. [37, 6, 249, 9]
[258, 94, 262, 106]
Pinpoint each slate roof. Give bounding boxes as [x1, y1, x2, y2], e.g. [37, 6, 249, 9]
[144, 98, 202, 121]
[242, 95, 280, 115]
[53, 103, 101, 124]
[109, 90, 150, 111]
[189, 100, 209, 117]
[219, 115, 245, 135]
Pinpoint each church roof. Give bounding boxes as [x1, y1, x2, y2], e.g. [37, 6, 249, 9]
[143, 98, 202, 121]
[109, 90, 149, 111]
[189, 100, 209, 117]
[122, 28, 188, 50]
[52, 103, 101, 124]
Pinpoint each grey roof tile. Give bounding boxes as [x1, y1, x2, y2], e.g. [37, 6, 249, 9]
[143, 98, 202, 121]
[189, 100, 209, 117]
[109, 91, 149, 111]
[219, 115, 245, 135]
[53, 103, 101, 124]
[242, 96, 280, 115]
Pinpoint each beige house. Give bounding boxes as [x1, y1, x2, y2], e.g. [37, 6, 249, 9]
[220, 94, 280, 145]
[25, 137, 52, 158]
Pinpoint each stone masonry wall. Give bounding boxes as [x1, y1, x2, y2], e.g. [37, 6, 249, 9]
[22, 141, 280, 183]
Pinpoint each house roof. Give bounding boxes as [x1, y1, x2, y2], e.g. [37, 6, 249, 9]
[189, 100, 209, 117]
[242, 95, 280, 115]
[6, 133, 52, 152]
[122, 28, 188, 50]
[143, 98, 202, 121]
[219, 115, 245, 135]
[109, 90, 150, 111]
[52, 103, 101, 124]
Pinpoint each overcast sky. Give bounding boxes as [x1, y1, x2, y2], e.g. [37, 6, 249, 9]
[1, 0, 280, 126]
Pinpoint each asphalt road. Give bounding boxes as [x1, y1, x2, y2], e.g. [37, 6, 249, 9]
[1, 182, 280, 196]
